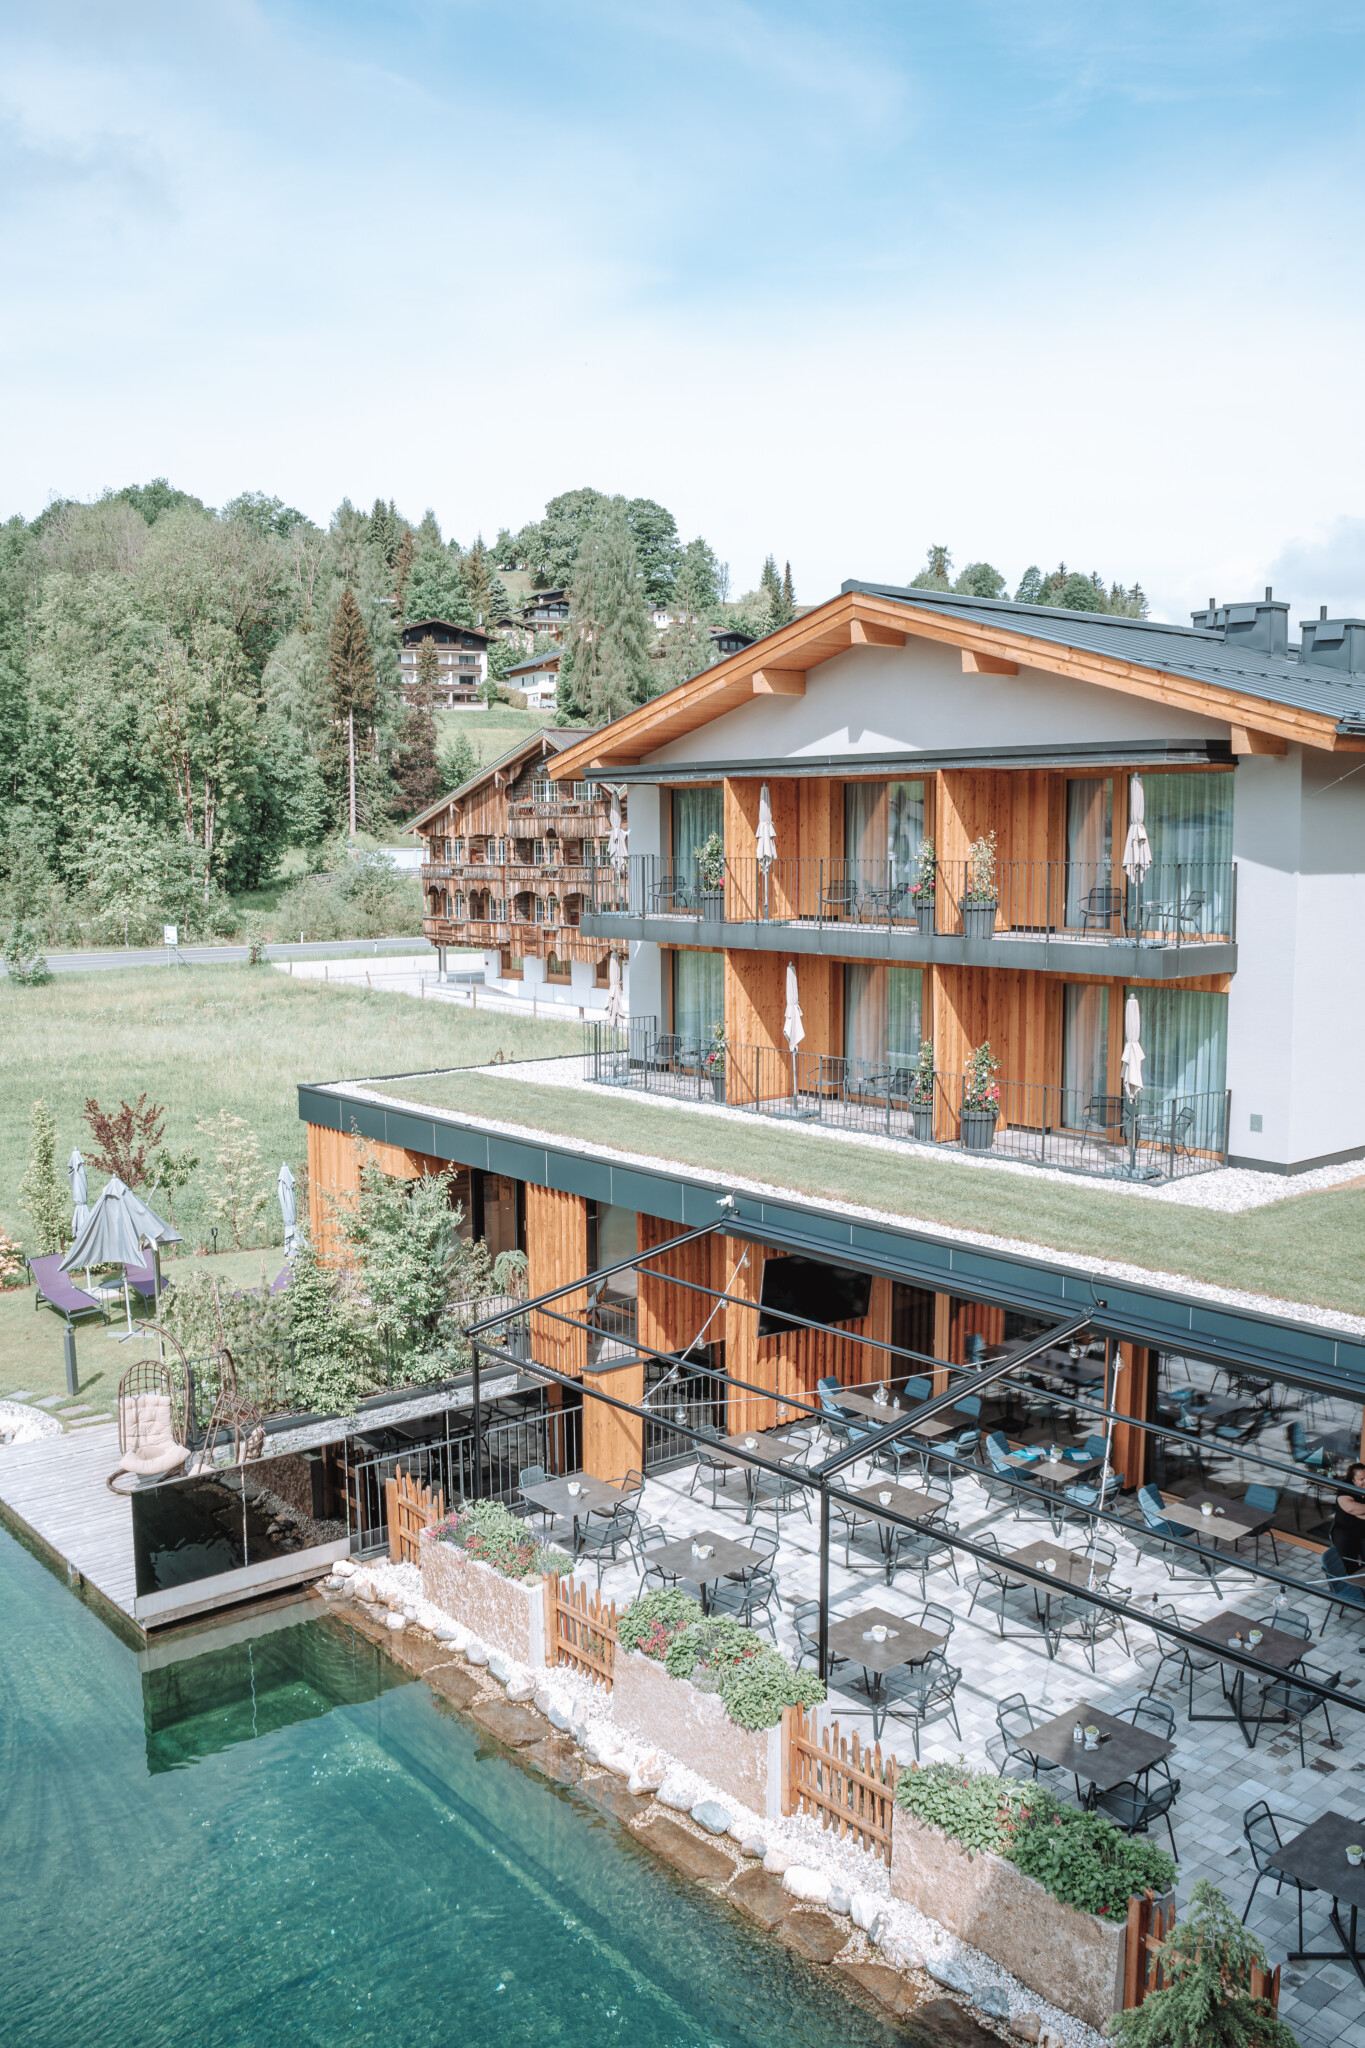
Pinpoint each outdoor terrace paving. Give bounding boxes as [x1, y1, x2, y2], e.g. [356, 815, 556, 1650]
[573, 1450, 1365, 2048]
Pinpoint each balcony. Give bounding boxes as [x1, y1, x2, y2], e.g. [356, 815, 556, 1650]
[508, 780, 615, 819]
[579, 855, 1237, 979]
[582, 1017, 1230, 1183]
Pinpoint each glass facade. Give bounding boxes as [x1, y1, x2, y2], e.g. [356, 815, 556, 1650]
[844, 781, 924, 884]
[671, 949, 723, 1051]
[843, 964, 922, 1069]
[1124, 985, 1228, 1103]
[1136, 771, 1234, 932]
[1061, 982, 1110, 1124]
[1064, 777, 1113, 926]
[671, 787, 723, 871]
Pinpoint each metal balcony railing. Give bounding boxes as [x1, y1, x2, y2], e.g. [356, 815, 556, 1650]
[582, 1017, 1229, 1182]
[582, 855, 1236, 949]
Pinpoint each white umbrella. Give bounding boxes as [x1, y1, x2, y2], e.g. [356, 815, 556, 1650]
[1120, 995, 1145, 1100]
[783, 959, 805, 1104]
[756, 782, 777, 919]
[278, 1162, 299, 1258]
[67, 1149, 89, 1242]
[1122, 774, 1151, 886]
[604, 951, 627, 1027]
[608, 789, 628, 869]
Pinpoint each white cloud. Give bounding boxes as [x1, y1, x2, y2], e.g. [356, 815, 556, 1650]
[1265, 520, 1365, 625]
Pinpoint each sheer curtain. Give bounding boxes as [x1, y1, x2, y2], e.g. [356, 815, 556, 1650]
[672, 950, 723, 1050]
[1142, 773, 1234, 931]
[1064, 778, 1112, 926]
[1062, 983, 1109, 1123]
[844, 964, 922, 1071]
[844, 781, 923, 887]
[671, 787, 723, 872]
[1125, 986, 1228, 1102]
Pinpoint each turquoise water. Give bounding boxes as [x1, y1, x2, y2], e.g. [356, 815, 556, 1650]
[0, 1529, 920, 2047]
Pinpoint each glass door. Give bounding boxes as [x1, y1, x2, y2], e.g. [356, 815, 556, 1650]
[1064, 778, 1113, 930]
[1061, 983, 1109, 1128]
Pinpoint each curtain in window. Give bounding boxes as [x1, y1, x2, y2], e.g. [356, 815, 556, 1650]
[844, 782, 923, 890]
[843, 964, 922, 1072]
[845, 783, 882, 874]
[671, 788, 723, 874]
[1141, 773, 1234, 933]
[1064, 779, 1113, 927]
[1062, 983, 1109, 1124]
[1124, 986, 1228, 1102]
[672, 949, 723, 1052]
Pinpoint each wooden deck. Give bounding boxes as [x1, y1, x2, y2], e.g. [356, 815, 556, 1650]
[0, 1423, 138, 1625]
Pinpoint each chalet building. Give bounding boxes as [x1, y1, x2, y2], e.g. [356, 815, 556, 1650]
[504, 649, 560, 710]
[546, 580, 1365, 1177]
[521, 589, 571, 639]
[711, 625, 755, 657]
[399, 620, 489, 708]
[409, 728, 627, 1011]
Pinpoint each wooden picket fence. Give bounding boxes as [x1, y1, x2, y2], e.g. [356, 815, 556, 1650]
[782, 1703, 900, 1866]
[386, 1468, 445, 1566]
[1123, 1890, 1280, 2014]
[545, 1575, 619, 1689]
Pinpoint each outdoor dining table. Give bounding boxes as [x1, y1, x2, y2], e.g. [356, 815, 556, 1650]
[850, 1480, 936, 1574]
[1046, 1358, 1104, 1389]
[826, 1603, 946, 1740]
[1311, 1429, 1362, 1464]
[838, 1389, 912, 1424]
[1180, 1394, 1247, 1425]
[709, 1431, 803, 1518]
[645, 1528, 761, 1612]
[519, 1473, 623, 1549]
[1003, 1539, 1112, 1656]
[1160, 1489, 1273, 1550]
[1269, 1809, 1365, 1988]
[1018, 1700, 1174, 1803]
[1187, 1608, 1308, 1746]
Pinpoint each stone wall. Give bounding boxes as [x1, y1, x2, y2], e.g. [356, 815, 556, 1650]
[612, 1649, 780, 1817]
[420, 1534, 546, 1667]
[890, 1811, 1127, 2030]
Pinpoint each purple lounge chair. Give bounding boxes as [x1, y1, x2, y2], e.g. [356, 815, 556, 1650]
[29, 1254, 109, 1327]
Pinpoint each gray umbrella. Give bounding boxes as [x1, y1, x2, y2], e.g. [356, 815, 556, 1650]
[67, 1149, 89, 1241]
[60, 1176, 177, 1334]
[278, 1162, 299, 1258]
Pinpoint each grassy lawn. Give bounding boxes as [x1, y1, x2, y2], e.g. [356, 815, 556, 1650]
[434, 705, 555, 771]
[378, 1070, 1365, 1317]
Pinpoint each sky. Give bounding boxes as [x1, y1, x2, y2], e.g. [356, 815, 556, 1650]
[3, 1, 1365, 623]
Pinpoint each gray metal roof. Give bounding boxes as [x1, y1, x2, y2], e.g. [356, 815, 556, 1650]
[841, 580, 1365, 735]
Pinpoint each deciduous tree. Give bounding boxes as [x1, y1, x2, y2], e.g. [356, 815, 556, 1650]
[83, 1094, 167, 1188]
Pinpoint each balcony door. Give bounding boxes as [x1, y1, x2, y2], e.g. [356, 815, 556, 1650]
[1062, 983, 1109, 1127]
[844, 964, 922, 1076]
[671, 787, 723, 876]
[1064, 778, 1113, 928]
[1124, 986, 1228, 1104]
[1141, 773, 1234, 936]
[671, 949, 723, 1054]
[845, 780, 924, 888]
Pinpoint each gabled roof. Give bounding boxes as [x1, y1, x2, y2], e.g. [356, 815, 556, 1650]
[506, 649, 561, 677]
[403, 727, 592, 833]
[546, 584, 1365, 782]
[401, 618, 490, 645]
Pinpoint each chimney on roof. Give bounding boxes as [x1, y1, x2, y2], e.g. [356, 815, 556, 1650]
[1191, 588, 1290, 656]
[1299, 610, 1365, 674]
[1190, 598, 1219, 631]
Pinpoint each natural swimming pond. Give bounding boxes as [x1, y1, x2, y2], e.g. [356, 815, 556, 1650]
[0, 1527, 951, 2046]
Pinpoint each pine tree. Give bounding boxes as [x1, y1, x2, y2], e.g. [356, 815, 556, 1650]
[392, 526, 415, 614]
[404, 543, 471, 626]
[368, 497, 397, 568]
[19, 1098, 68, 1254]
[1110, 1882, 1297, 2048]
[781, 560, 796, 615]
[557, 500, 652, 723]
[328, 588, 377, 732]
[395, 703, 441, 815]
[759, 554, 782, 613]
[910, 545, 953, 592]
[416, 633, 438, 707]
[1014, 565, 1044, 604]
[460, 535, 499, 626]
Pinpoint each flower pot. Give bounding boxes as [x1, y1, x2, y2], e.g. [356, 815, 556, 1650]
[912, 1105, 935, 1142]
[960, 1107, 998, 1153]
[699, 889, 724, 922]
[962, 901, 998, 939]
[709, 1071, 726, 1103]
[914, 896, 936, 937]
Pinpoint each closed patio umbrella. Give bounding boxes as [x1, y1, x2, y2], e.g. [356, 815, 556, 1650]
[1123, 774, 1151, 934]
[67, 1149, 89, 1243]
[756, 782, 777, 919]
[60, 1176, 160, 1335]
[783, 959, 805, 1104]
[1120, 995, 1146, 1176]
[608, 789, 628, 869]
[278, 1162, 299, 1258]
[604, 950, 627, 1028]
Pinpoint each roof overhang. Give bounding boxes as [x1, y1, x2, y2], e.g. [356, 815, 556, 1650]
[593, 739, 1236, 785]
[546, 589, 1352, 780]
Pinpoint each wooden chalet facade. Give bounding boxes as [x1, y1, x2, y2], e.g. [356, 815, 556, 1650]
[411, 729, 626, 990]
[399, 619, 489, 707]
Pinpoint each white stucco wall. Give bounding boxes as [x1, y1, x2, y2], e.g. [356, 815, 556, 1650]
[645, 640, 1227, 765]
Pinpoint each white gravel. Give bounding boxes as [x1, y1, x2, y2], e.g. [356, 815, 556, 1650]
[344, 1075, 1364, 1337]
[0, 1400, 62, 1447]
[339, 1556, 1102, 2047]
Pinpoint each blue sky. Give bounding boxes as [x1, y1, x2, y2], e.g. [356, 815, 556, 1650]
[3, 1, 1365, 621]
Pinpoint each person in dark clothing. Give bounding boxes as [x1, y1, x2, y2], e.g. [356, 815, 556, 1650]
[1330, 1461, 1365, 1569]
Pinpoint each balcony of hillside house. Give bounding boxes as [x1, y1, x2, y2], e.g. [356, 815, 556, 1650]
[507, 778, 614, 820]
[582, 1017, 1230, 1183]
[579, 854, 1238, 979]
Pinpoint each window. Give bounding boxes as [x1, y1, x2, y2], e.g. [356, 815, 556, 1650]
[533, 898, 546, 924]
[500, 950, 524, 979]
[546, 953, 571, 983]
[1141, 772, 1234, 932]
[546, 897, 559, 924]
[844, 781, 924, 887]
[1124, 985, 1228, 1104]
[1062, 983, 1109, 1124]
[533, 840, 549, 866]
[671, 787, 723, 872]
[1064, 779, 1113, 926]
[671, 949, 723, 1051]
[843, 964, 922, 1072]
[595, 954, 612, 987]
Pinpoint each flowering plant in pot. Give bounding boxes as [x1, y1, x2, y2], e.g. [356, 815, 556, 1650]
[696, 830, 726, 912]
[961, 831, 998, 937]
[960, 1041, 1000, 1151]
[910, 838, 936, 933]
[910, 1037, 936, 1139]
[703, 1019, 727, 1100]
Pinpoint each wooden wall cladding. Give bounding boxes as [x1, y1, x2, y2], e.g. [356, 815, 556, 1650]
[525, 1183, 589, 1379]
[637, 1214, 728, 1361]
[305, 1122, 436, 1264]
[1110, 1342, 1151, 1491]
[724, 1240, 892, 1431]
[932, 965, 1063, 1131]
[936, 768, 1061, 873]
[724, 950, 838, 1104]
[582, 1359, 645, 1482]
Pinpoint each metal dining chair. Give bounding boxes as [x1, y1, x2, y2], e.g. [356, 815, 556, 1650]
[1242, 1801, 1318, 1944]
[1093, 1776, 1180, 1858]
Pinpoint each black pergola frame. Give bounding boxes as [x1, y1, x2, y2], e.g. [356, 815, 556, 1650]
[463, 1226, 1365, 1719]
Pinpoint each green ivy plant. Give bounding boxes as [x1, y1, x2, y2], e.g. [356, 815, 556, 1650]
[721, 1651, 826, 1731]
[618, 1589, 703, 1657]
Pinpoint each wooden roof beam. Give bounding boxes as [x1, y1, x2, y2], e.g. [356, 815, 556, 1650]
[752, 668, 806, 696]
[962, 651, 1019, 675]
[851, 620, 906, 648]
[1230, 726, 1289, 756]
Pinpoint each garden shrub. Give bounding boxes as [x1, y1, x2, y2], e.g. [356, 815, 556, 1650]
[654, 1615, 826, 1730]
[618, 1589, 702, 1658]
[664, 1617, 764, 1682]
[432, 1499, 570, 1583]
[895, 1762, 1175, 1921]
[1110, 1880, 1298, 2048]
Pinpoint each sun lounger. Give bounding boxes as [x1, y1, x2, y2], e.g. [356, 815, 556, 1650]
[28, 1254, 108, 1328]
[123, 1260, 175, 1304]
[270, 1266, 291, 1294]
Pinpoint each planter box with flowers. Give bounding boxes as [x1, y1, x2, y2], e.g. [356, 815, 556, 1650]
[420, 1501, 571, 1667]
[960, 831, 999, 939]
[959, 1040, 1000, 1151]
[891, 1764, 1174, 2030]
[910, 1037, 937, 1141]
[611, 1593, 825, 1818]
[696, 833, 726, 922]
[910, 837, 937, 937]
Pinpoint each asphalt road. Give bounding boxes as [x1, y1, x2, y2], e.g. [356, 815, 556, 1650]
[1, 936, 430, 976]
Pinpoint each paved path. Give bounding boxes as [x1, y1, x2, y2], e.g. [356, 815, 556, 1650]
[1, 936, 427, 976]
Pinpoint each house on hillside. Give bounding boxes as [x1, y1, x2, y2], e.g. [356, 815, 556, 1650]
[409, 728, 627, 1012]
[399, 620, 489, 708]
[548, 580, 1365, 1178]
[505, 648, 560, 710]
[521, 589, 571, 639]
